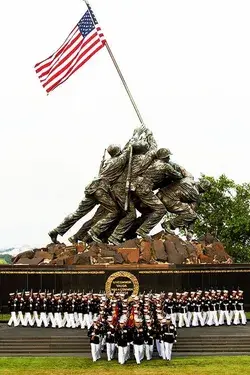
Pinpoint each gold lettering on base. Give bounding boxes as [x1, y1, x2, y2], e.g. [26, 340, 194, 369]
[105, 271, 139, 297]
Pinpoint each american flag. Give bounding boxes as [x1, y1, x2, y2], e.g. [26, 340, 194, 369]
[34, 5, 106, 93]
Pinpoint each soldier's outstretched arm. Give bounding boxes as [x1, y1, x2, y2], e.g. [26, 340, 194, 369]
[122, 126, 144, 150]
[131, 124, 147, 140]
[166, 164, 183, 180]
[127, 125, 155, 146]
[134, 126, 157, 149]
[146, 130, 157, 151]
[169, 161, 194, 178]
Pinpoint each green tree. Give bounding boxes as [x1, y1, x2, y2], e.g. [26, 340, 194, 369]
[194, 174, 250, 262]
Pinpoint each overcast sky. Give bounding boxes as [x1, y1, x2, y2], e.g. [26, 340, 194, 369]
[1, 0, 250, 248]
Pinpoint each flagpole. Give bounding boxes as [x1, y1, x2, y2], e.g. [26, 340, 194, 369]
[84, 0, 145, 126]
[104, 42, 144, 125]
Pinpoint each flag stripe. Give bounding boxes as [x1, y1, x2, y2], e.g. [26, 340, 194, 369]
[43, 40, 88, 88]
[43, 32, 100, 88]
[46, 44, 104, 93]
[42, 31, 99, 81]
[54, 43, 104, 88]
[44, 39, 104, 93]
[37, 33, 83, 81]
[35, 28, 81, 76]
[38, 33, 83, 80]
[35, 26, 78, 70]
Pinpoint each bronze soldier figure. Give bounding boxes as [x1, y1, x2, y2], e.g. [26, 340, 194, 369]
[69, 206, 108, 244]
[86, 143, 131, 243]
[158, 176, 211, 238]
[115, 151, 187, 241]
[48, 144, 130, 244]
[107, 127, 158, 245]
[108, 147, 183, 244]
[125, 148, 183, 240]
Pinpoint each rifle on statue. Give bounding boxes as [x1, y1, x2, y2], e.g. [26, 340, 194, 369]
[99, 149, 106, 174]
[124, 144, 133, 212]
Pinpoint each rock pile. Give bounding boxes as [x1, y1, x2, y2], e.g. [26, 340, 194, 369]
[12, 232, 232, 266]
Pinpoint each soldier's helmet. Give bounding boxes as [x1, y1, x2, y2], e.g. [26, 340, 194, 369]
[197, 178, 211, 192]
[156, 148, 172, 160]
[107, 144, 122, 157]
[131, 140, 149, 154]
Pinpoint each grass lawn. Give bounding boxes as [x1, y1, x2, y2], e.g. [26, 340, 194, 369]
[0, 314, 12, 321]
[0, 356, 250, 375]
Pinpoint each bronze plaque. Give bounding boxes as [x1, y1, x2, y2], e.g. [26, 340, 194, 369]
[105, 271, 139, 296]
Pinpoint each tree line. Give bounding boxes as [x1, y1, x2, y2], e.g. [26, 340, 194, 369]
[194, 174, 250, 263]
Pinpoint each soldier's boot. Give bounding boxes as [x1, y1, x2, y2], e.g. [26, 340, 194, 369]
[108, 235, 122, 246]
[68, 236, 78, 244]
[136, 229, 152, 242]
[185, 228, 194, 241]
[48, 230, 60, 244]
[81, 233, 92, 244]
[70, 233, 92, 245]
[87, 229, 103, 244]
[161, 220, 175, 235]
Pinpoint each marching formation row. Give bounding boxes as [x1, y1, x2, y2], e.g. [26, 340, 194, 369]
[7, 288, 246, 330]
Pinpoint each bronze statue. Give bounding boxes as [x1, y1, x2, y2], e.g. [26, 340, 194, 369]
[48, 125, 209, 245]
